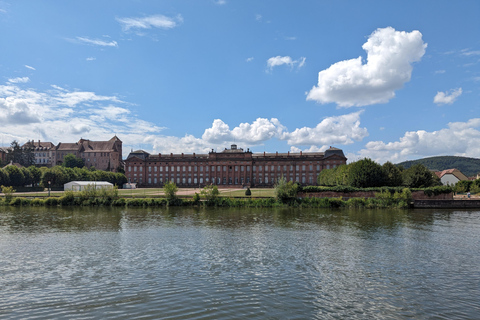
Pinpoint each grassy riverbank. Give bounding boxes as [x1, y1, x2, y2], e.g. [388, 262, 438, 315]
[0, 187, 413, 209]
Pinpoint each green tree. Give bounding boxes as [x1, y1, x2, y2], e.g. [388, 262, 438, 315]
[6, 140, 35, 167]
[201, 184, 220, 202]
[4, 166, 25, 187]
[62, 154, 85, 168]
[163, 180, 178, 201]
[402, 164, 436, 188]
[382, 162, 403, 186]
[275, 176, 298, 203]
[21, 167, 33, 186]
[28, 166, 42, 186]
[347, 158, 385, 188]
[1, 185, 15, 203]
[0, 169, 9, 186]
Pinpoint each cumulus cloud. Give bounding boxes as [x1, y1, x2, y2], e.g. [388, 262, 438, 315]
[116, 14, 183, 31]
[76, 37, 118, 47]
[357, 118, 480, 163]
[200, 113, 366, 150]
[0, 81, 163, 157]
[8, 77, 30, 84]
[282, 111, 368, 145]
[267, 56, 306, 70]
[307, 27, 427, 107]
[433, 88, 462, 105]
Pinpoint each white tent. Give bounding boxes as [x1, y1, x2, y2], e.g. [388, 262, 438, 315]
[64, 181, 113, 191]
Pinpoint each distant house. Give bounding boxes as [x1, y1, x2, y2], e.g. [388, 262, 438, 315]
[435, 169, 468, 185]
[64, 181, 113, 192]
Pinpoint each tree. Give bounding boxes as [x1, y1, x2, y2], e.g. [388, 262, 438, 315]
[6, 140, 35, 167]
[0, 169, 9, 186]
[201, 184, 219, 202]
[382, 162, 403, 186]
[4, 166, 25, 187]
[347, 158, 386, 188]
[402, 164, 436, 188]
[275, 176, 298, 203]
[28, 166, 42, 186]
[62, 154, 85, 168]
[163, 180, 178, 200]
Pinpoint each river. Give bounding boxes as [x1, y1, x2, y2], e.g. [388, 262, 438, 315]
[1, 206, 479, 319]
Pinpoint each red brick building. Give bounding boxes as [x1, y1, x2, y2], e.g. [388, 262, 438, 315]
[125, 144, 347, 187]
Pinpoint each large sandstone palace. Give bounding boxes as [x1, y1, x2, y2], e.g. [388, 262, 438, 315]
[125, 145, 347, 187]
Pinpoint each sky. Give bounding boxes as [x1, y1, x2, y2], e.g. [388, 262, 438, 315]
[1, 0, 479, 164]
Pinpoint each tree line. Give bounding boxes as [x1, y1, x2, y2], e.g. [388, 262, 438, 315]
[317, 158, 441, 188]
[0, 165, 127, 189]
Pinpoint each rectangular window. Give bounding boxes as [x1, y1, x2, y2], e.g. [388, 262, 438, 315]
[241, 166, 244, 172]
[309, 165, 313, 170]
[265, 166, 268, 172]
[128, 166, 131, 172]
[235, 166, 238, 172]
[302, 165, 305, 171]
[247, 166, 250, 172]
[183, 166, 186, 172]
[134, 167, 137, 172]
[148, 167, 151, 172]
[317, 165, 320, 171]
[223, 166, 226, 172]
[154, 167, 157, 172]
[188, 166, 191, 172]
[140, 166, 143, 172]
[217, 166, 221, 171]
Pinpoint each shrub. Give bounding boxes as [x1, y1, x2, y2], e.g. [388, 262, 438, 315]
[275, 177, 298, 204]
[245, 187, 251, 196]
[1, 185, 15, 203]
[45, 197, 59, 206]
[193, 192, 200, 204]
[163, 181, 178, 201]
[31, 198, 46, 206]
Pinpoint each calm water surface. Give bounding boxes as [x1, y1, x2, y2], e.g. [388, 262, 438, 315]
[1, 206, 479, 319]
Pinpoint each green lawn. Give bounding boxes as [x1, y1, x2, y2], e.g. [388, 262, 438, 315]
[6, 187, 276, 198]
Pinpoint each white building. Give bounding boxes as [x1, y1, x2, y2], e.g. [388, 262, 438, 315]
[64, 181, 113, 191]
[435, 169, 468, 186]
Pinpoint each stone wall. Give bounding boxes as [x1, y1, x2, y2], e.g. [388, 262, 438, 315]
[298, 191, 454, 200]
[414, 200, 480, 208]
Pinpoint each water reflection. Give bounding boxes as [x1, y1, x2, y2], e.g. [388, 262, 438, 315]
[1, 207, 480, 319]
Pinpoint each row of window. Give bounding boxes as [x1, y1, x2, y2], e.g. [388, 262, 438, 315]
[136, 175, 315, 185]
[129, 164, 331, 173]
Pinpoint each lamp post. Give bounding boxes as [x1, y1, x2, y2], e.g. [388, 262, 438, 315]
[48, 181, 51, 197]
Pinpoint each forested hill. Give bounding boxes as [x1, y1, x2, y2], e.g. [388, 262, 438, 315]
[397, 156, 480, 177]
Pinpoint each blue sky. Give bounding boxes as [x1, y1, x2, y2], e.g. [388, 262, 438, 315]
[1, 0, 479, 163]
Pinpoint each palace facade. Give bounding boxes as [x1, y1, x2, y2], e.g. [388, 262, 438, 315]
[125, 144, 347, 187]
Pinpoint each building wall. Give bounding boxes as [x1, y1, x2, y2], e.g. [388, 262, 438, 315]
[125, 146, 346, 187]
[441, 174, 460, 186]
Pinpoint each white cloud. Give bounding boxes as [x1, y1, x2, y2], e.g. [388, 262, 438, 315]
[433, 88, 462, 105]
[200, 113, 366, 150]
[246, 57, 254, 62]
[461, 49, 480, 56]
[25, 65, 36, 71]
[76, 37, 118, 47]
[307, 27, 427, 107]
[255, 14, 262, 21]
[214, 0, 226, 5]
[267, 56, 306, 70]
[0, 81, 163, 157]
[8, 77, 30, 84]
[86, 57, 96, 61]
[357, 118, 480, 163]
[116, 14, 183, 31]
[435, 70, 446, 74]
[282, 111, 368, 146]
